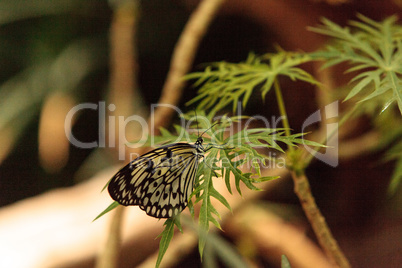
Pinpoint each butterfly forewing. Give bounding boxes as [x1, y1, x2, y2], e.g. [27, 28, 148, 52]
[108, 139, 204, 218]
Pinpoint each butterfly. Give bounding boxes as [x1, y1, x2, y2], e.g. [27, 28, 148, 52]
[108, 135, 206, 218]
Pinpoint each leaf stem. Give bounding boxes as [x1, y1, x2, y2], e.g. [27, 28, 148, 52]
[274, 79, 293, 151]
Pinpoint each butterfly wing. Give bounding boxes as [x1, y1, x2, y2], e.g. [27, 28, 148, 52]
[108, 143, 203, 218]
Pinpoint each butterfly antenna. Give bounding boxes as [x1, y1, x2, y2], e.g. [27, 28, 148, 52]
[195, 109, 200, 137]
[200, 121, 220, 137]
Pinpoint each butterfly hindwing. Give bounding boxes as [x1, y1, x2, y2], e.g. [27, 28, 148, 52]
[108, 140, 204, 218]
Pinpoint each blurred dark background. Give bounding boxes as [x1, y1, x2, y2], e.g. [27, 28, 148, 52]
[0, 0, 401, 267]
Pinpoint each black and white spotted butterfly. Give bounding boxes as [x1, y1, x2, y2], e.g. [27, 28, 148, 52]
[108, 125, 216, 219]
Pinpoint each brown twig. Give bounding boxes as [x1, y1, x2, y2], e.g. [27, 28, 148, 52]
[291, 170, 351, 268]
[39, 92, 75, 173]
[338, 130, 380, 160]
[149, 0, 226, 133]
[99, 1, 142, 268]
[226, 205, 334, 268]
[278, 64, 350, 267]
[96, 206, 125, 268]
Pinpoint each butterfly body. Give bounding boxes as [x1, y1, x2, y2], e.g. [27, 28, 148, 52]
[108, 137, 204, 218]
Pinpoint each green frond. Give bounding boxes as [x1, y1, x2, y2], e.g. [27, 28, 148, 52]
[310, 14, 402, 115]
[124, 114, 326, 266]
[203, 232, 249, 268]
[197, 158, 218, 258]
[92, 201, 119, 222]
[155, 217, 181, 268]
[281, 255, 292, 268]
[184, 51, 318, 116]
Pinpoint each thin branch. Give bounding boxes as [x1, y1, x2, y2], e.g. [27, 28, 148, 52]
[338, 130, 380, 159]
[101, 2, 142, 268]
[291, 171, 351, 268]
[96, 206, 125, 268]
[225, 205, 334, 268]
[150, 0, 226, 133]
[39, 92, 75, 173]
[108, 0, 146, 160]
[273, 63, 350, 266]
